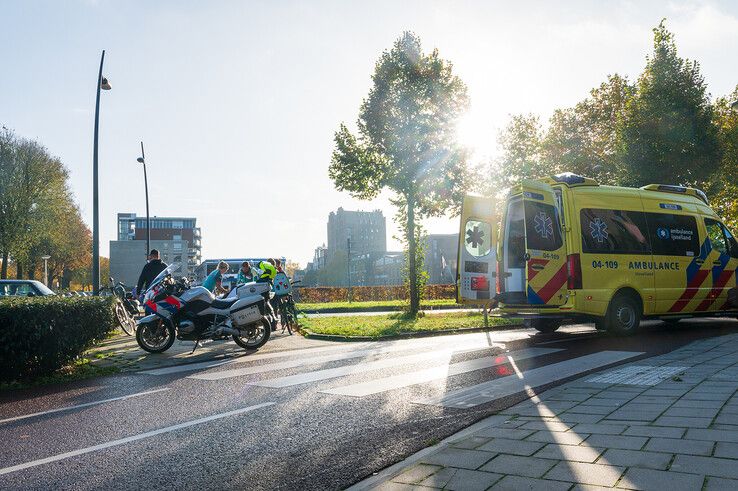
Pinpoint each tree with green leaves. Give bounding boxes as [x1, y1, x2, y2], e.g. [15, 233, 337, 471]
[0, 126, 88, 283]
[487, 114, 546, 194]
[329, 32, 471, 314]
[709, 86, 738, 231]
[543, 74, 633, 184]
[620, 20, 720, 188]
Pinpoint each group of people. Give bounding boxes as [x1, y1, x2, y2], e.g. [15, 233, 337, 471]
[202, 258, 285, 296]
[135, 250, 285, 299]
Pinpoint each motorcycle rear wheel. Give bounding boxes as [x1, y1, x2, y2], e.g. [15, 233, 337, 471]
[233, 318, 271, 350]
[136, 318, 175, 353]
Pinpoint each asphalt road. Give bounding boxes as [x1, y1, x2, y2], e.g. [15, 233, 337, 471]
[2, 318, 738, 491]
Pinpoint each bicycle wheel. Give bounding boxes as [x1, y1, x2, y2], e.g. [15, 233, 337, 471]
[114, 301, 135, 336]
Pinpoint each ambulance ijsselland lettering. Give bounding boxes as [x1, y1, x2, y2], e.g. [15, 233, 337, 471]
[589, 222, 695, 270]
[629, 226, 693, 270]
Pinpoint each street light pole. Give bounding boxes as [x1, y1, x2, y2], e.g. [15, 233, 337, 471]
[41, 255, 51, 287]
[92, 50, 111, 295]
[137, 142, 150, 257]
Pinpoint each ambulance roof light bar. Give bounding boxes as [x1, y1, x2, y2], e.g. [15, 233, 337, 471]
[641, 184, 709, 205]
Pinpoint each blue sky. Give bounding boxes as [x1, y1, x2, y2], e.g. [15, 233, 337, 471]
[2, 0, 737, 266]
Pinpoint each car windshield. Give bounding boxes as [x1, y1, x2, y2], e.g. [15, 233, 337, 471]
[146, 263, 180, 293]
[32, 281, 55, 295]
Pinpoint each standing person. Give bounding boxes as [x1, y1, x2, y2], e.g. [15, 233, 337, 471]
[136, 249, 168, 294]
[236, 261, 254, 285]
[203, 261, 229, 295]
[255, 258, 277, 283]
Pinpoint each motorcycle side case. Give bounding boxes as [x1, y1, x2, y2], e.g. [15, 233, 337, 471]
[230, 296, 264, 327]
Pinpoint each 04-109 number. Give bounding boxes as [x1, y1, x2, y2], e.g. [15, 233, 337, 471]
[592, 260, 618, 269]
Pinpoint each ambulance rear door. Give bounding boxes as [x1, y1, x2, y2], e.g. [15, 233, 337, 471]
[519, 180, 568, 306]
[457, 194, 496, 304]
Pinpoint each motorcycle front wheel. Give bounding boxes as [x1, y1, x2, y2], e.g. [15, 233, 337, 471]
[233, 318, 271, 350]
[136, 318, 175, 353]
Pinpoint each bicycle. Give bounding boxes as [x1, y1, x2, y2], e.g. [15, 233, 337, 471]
[276, 293, 298, 335]
[100, 278, 137, 336]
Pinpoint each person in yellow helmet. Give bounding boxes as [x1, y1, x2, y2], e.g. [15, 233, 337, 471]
[255, 258, 278, 331]
[256, 258, 277, 283]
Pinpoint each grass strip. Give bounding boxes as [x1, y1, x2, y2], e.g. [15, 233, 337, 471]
[300, 311, 517, 338]
[0, 357, 121, 391]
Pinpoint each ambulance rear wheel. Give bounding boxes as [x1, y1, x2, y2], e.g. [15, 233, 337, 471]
[605, 293, 641, 335]
[527, 319, 561, 333]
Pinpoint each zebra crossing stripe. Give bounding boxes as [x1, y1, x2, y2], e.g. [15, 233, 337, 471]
[413, 350, 643, 409]
[321, 347, 562, 397]
[188, 337, 503, 381]
[245, 346, 501, 388]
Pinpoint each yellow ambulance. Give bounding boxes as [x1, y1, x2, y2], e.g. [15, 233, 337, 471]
[457, 173, 738, 334]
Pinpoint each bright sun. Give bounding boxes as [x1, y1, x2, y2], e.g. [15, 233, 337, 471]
[455, 110, 498, 159]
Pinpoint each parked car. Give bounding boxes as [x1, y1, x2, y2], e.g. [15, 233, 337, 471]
[0, 280, 56, 297]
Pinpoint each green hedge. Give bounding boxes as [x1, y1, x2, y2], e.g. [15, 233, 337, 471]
[0, 296, 117, 382]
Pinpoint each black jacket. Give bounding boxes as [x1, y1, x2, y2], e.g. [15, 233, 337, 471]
[136, 259, 168, 292]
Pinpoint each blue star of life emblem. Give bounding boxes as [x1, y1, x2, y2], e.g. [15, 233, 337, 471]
[534, 211, 553, 239]
[657, 227, 670, 240]
[590, 218, 608, 243]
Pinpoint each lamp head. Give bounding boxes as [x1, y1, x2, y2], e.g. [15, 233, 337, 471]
[101, 77, 111, 90]
[137, 157, 145, 164]
[731, 100, 738, 110]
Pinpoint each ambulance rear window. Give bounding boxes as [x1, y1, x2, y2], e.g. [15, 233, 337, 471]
[525, 201, 563, 251]
[580, 208, 650, 254]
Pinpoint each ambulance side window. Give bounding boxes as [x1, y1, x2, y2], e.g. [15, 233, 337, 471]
[645, 213, 699, 257]
[580, 208, 650, 254]
[705, 219, 728, 256]
[723, 226, 738, 258]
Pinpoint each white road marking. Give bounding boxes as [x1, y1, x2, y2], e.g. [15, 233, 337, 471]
[0, 402, 275, 476]
[0, 388, 171, 425]
[414, 350, 644, 408]
[144, 331, 506, 376]
[188, 338, 505, 381]
[245, 346, 500, 388]
[321, 347, 562, 397]
[535, 335, 601, 346]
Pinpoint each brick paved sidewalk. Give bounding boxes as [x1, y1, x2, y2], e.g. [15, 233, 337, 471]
[360, 333, 738, 490]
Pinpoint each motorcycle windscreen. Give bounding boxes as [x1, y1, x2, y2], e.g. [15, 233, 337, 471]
[520, 180, 568, 306]
[457, 194, 497, 305]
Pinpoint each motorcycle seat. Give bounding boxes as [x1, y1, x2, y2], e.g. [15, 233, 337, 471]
[211, 297, 238, 310]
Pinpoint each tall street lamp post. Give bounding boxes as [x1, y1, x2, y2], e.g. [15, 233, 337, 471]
[92, 50, 112, 295]
[41, 255, 51, 287]
[137, 142, 150, 257]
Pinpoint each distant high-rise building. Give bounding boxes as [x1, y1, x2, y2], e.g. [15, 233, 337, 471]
[327, 207, 386, 261]
[110, 213, 202, 287]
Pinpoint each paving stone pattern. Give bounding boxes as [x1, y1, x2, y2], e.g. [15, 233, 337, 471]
[377, 333, 738, 490]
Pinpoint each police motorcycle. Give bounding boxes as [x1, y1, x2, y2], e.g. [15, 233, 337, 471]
[135, 264, 271, 353]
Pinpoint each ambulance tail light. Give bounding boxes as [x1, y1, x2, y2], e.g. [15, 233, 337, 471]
[496, 261, 503, 294]
[567, 254, 582, 290]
